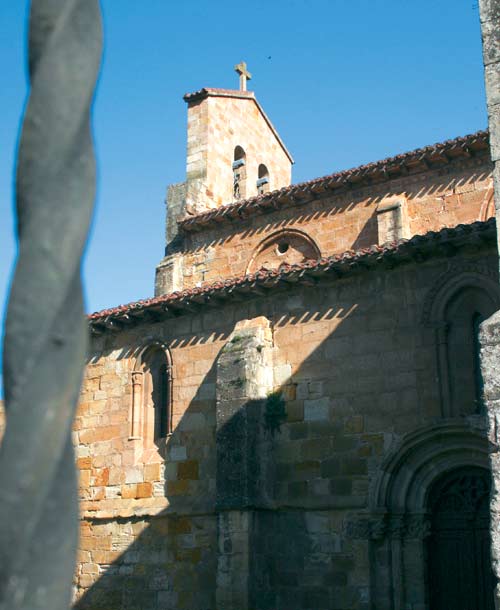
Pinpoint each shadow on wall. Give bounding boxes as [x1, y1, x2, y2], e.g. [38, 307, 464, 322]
[73, 408, 315, 610]
[73, 256, 496, 610]
[74, 295, 363, 610]
[183, 168, 490, 254]
[74, 357, 220, 610]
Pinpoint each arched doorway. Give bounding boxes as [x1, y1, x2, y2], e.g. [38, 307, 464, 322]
[427, 467, 495, 610]
[369, 423, 492, 609]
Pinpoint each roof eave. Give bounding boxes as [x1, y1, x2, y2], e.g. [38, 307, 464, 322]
[178, 129, 490, 233]
[88, 218, 496, 335]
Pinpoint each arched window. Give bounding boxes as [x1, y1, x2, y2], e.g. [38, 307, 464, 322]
[131, 343, 173, 446]
[232, 146, 246, 200]
[444, 287, 495, 416]
[423, 270, 500, 419]
[256, 163, 270, 195]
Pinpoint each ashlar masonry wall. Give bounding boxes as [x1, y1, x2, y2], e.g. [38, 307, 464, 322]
[161, 156, 493, 292]
[75, 242, 498, 610]
[185, 92, 292, 214]
[74, 319, 227, 610]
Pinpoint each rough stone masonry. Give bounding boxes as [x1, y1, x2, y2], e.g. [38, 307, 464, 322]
[478, 1, 500, 609]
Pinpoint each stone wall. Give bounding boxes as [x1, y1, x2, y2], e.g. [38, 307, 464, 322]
[75, 241, 497, 609]
[184, 92, 292, 214]
[155, 182, 187, 294]
[158, 156, 493, 292]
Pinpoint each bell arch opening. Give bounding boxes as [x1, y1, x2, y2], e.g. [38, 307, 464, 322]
[233, 146, 247, 200]
[257, 163, 270, 194]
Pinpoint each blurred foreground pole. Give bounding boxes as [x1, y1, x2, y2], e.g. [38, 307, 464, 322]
[0, 2, 102, 609]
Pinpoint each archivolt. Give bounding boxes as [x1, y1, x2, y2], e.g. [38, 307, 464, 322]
[479, 187, 495, 222]
[371, 422, 489, 514]
[133, 339, 172, 371]
[246, 228, 321, 274]
[421, 265, 499, 326]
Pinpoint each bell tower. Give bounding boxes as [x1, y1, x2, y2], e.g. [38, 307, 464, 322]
[182, 62, 293, 214]
[155, 63, 293, 295]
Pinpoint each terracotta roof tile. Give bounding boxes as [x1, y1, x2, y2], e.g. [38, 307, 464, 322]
[89, 218, 496, 333]
[179, 130, 489, 232]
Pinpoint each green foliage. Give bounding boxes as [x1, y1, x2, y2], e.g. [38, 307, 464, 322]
[264, 391, 287, 435]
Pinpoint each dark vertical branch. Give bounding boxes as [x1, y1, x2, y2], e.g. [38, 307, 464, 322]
[0, 2, 103, 609]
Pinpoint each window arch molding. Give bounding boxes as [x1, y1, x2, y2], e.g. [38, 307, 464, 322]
[422, 267, 500, 418]
[422, 267, 500, 326]
[246, 228, 321, 274]
[130, 340, 173, 443]
[479, 187, 495, 222]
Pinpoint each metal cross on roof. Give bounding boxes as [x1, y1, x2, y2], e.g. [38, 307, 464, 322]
[234, 61, 252, 91]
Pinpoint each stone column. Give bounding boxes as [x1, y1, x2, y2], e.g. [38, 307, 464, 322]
[215, 317, 274, 610]
[478, 2, 500, 607]
[130, 371, 143, 440]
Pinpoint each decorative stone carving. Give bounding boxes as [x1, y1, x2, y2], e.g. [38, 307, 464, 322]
[387, 515, 405, 540]
[369, 516, 387, 540]
[344, 514, 430, 541]
[343, 518, 372, 540]
[369, 422, 490, 609]
[405, 515, 431, 540]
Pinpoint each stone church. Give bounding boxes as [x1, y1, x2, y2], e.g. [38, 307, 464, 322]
[73, 64, 498, 610]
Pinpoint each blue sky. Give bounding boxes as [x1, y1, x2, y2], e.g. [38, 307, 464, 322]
[0, 1, 487, 332]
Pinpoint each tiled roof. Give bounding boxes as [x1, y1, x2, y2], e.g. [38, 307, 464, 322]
[179, 130, 490, 233]
[182, 87, 294, 164]
[89, 218, 496, 334]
